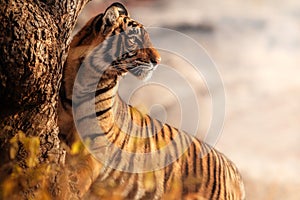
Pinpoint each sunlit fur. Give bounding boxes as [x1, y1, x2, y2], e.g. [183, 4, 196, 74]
[58, 2, 245, 200]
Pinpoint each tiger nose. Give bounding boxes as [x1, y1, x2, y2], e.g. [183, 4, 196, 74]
[151, 54, 161, 65]
[155, 56, 161, 64]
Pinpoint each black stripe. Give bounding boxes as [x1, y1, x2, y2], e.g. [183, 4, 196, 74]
[136, 38, 144, 49]
[103, 24, 111, 33]
[128, 152, 135, 172]
[192, 143, 197, 175]
[127, 175, 138, 198]
[128, 21, 134, 27]
[167, 126, 180, 160]
[94, 14, 104, 32]
[126, 106, 134, 136]
[118, 105, 133, 152]
[103, 36, 115, 63]
[116, 104, 129, 149]
[124, 17, 128, 24]
[86, 133, 105, 140]
[160, 124, 166, 140]
[163, 162, 172, 192]
[205, 146, 211, 188]
[149, 118, 155, 139]
[144, 117, 150, 152]
[75, 27, 93, 46]
[104, 124, 114, 135]
[95, 82, 116, 96]
[222, 156, 227, 199]
[87, 124, 114, 140]
[153, 120, 161, 150]
[154, 128, 159, 150]
[109, 122, 122, 145]
[118, 23, 125, 33]
[197, 142, 205, 192]
[95, 95, 115, 104]
[115, 34, 123, 59]
[168, 124, 174, 141]
[210, 150, 218, 199]
[184, 158, 189, 177]
[139, 113, 144, 139]
[129, 105, 134, 120]
[76, 112, 96, 124]
[178, 130, 185, 160]
[90, 44, 105, 68]
[95, 106, 111, 117]
[108, 148, 122, 168]
[151, 119, 158, 140]
[194, 142, 201, 190]
[119, 133, 129, 151]
[215, 154, 222, 199]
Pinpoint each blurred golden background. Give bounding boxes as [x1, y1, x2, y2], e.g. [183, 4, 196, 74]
[76, 0, 300, 199]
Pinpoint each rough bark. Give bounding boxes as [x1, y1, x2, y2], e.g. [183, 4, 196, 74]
[0, 0, 90, 198]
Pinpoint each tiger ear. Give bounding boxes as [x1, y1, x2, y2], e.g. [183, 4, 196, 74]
[103, 2, 129, 27]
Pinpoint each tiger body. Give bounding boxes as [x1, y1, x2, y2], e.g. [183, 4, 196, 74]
[58, 2, 245, 200]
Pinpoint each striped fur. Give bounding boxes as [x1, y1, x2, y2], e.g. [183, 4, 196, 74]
[58, 2, 245, 199]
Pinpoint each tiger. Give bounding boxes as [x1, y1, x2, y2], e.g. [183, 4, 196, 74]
[58, 2, 245, 200]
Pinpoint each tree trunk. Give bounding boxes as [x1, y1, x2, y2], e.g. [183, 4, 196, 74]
[0, 0, 90, 199]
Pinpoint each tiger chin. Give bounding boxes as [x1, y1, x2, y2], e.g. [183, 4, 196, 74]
[58, 2, 245, 200]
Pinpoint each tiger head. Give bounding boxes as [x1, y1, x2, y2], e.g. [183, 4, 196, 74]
[72, 2, 161, 81]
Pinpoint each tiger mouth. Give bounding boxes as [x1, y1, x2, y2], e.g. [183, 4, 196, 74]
[128, 61, 157, 81]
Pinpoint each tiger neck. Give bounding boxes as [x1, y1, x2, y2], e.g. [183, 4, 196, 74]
[94, 72, 124, 133]
[66, 45, 129, 138]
